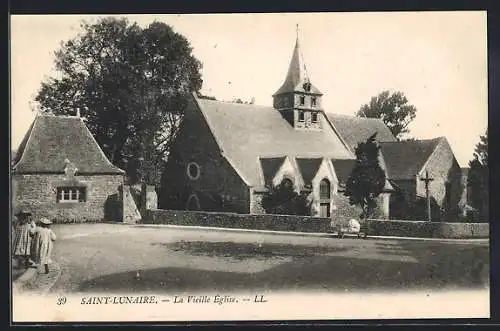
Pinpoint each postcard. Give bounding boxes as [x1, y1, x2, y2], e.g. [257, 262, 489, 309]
[10, 11, 489, 323]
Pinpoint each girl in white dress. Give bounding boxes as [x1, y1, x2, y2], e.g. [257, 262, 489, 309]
[30, 217, 57, 274]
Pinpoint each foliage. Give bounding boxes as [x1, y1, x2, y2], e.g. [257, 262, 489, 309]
[196, 92, 217, 100]
[467, 130, 488, 221]
[231, 97, 255, 104]
[261, 180, 311, 216]
[34, 17, 203, 185]
[344, 133, 386, 220]
[357, 90, 417, 139]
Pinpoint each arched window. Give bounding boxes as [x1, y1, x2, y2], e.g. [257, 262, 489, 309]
[186, 194, 201, 211]
[320, 178, 331, 199]
[281, 178, 294, 190]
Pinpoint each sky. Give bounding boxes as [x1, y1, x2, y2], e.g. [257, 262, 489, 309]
[10, 12, 488, 167]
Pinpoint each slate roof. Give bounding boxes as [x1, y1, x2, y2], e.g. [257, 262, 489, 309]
[193, 95, 354, 187]
[379, 137, 443, 180]
[331, 159, 356, 186]
[327, 114, 397, 152]
[273, 38, 322, 96]
[13, 114, 124, 175]
[296, 158, 323, 185]
[259, 157, 286, 185]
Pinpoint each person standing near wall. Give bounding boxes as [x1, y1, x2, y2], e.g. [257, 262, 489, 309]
[12, 210, 36, 268]
[30, 217, 57, 274]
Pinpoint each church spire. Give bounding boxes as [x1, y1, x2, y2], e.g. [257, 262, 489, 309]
[273, 25, 320, 97]
[272, 25, 324, 130]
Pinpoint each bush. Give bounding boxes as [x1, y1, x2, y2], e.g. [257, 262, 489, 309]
[261, 181, 311, 216]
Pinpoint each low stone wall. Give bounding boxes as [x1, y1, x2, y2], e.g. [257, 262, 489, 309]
[366, 219, 489, 239]
[145, 209, 331, 233]
[143, 209, 489, 239]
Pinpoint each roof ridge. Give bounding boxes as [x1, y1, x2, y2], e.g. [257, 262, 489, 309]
[327, 113, 386, 122]
[380, 137, 442, 144]
[197, 97, 273, 110]
[36, 112, 82, 119]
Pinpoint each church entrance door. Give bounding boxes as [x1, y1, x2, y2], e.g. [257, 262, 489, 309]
[319, 178, 331, 218]
[319, 203, 330, 218]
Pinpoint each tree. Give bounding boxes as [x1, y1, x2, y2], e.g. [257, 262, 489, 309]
[357, 90, 417, 139]
[230, 97, 255, 104]
[34, 17, 203, 185]
[261, 180, 311, 216]
[467, 130, 488, 221]
[344, 133, 386, 220]
[196, 92, 217, 100]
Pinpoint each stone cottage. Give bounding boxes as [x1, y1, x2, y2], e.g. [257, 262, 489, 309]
[12, 113, 125, 222]
[160, 35, 393, 219]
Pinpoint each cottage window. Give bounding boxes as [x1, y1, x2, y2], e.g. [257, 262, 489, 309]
[311, 97, 317, 107]
[187, 162, 201, 180]
[299, 95, 305, 105]
[57, 187, 86, 203]
[311, 112, 318, 123]
[298, 111, 305, 122]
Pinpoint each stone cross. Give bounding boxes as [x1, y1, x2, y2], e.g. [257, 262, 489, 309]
[420, 170, 434, 222]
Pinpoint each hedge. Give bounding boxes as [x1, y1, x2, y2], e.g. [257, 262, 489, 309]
[143, 209, 489, 239]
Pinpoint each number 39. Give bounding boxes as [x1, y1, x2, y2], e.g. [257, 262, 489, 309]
[56, 297, 67, 305]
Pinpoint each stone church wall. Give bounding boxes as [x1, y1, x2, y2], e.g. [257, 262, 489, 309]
[160, 97, 251, 214]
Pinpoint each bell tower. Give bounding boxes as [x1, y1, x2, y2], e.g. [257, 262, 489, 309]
[273, 25, 324, 130]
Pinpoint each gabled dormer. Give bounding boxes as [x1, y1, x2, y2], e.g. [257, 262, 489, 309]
[273, 28, 324, 130]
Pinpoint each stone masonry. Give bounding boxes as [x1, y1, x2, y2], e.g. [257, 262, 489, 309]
[12, 174, 123, 222]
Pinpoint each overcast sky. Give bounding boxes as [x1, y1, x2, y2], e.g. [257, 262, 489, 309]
[10, 12, 487, 167]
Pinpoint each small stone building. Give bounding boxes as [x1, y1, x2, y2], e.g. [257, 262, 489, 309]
[380, 138, 462, 221]
[12, 113, 125, 222]
[328, 114, 463, 222]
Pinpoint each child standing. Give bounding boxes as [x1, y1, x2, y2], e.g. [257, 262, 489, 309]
[30, 217, 57, 274]
[12, 210, 36, 268]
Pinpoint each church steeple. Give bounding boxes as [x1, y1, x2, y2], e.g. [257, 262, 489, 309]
[273, 25, 324, 130]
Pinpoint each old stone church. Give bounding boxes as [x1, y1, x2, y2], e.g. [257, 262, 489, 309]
[160, 34, 462, 221]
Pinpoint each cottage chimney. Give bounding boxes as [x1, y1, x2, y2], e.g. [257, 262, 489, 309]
[76, 108, 81, 117]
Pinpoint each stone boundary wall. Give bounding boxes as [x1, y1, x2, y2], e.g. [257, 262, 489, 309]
[143, 209, 489, 239]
